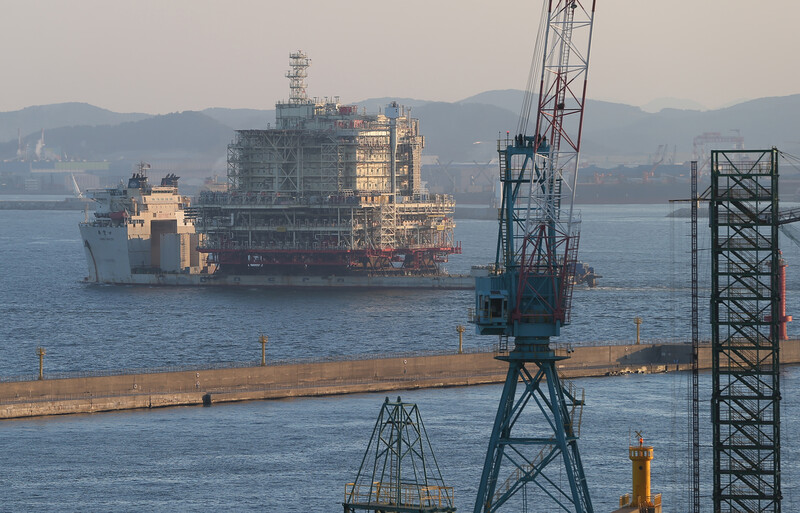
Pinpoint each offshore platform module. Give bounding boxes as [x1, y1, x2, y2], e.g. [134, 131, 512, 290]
[195, 52, 460, 280]
[471, 1, 597, 513]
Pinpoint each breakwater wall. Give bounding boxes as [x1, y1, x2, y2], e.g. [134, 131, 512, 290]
[0, 200, 93, 210]
[2, 339, 799, 420]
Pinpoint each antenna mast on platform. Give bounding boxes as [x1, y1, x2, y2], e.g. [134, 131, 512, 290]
[286, 50, 311, 104]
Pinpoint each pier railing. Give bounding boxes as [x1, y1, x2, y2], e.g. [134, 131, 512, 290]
[0, 338, 704, 384]
[344, 482, 454, 509]
[0, 368, 515, 406]
[0, 347, 488, 383]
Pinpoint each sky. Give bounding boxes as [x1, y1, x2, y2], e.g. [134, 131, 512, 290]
[1, 0, 799, 114]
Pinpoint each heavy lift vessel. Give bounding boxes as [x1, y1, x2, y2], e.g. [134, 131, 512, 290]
[78, 53, 468, 288]
[470, 1, 596, 512]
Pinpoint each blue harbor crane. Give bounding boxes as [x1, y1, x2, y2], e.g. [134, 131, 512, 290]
[470, 1, 596, 512]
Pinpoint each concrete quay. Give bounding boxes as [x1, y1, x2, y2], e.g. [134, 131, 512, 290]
[2, 339, 798, 420]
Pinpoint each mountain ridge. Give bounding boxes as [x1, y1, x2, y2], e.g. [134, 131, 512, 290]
[0, 111, 232, 161]
[3, 92, 799, 165]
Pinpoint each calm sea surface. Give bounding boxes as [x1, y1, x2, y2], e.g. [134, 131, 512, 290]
[0, 204, 798, 511]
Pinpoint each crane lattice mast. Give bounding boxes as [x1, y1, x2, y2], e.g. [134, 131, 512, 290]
[471, 1, 596, 512]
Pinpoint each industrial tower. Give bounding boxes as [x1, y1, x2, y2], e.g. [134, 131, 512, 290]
[470, 1, 596, 512]
[710, 149, 782, 512]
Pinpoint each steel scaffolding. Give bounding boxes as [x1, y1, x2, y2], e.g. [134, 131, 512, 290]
[197, 52, 457, 275]
[690, 160, 700, 513]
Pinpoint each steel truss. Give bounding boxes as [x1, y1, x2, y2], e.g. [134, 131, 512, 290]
[201, 246, 456, 274]
[195, 196, 459, 274]
[475, 352, 589, 513]
[710, 149, 781, 513]
[473, 139, 590, 513]
[531, 0, 596, 223]
[344, 398, 456, 513]
[690, 160, 700, 513]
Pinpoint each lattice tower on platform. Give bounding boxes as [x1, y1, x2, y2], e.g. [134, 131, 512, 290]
[286, 50, 311, 104]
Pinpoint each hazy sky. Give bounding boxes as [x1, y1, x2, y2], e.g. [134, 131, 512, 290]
[2, 0, 798, 114]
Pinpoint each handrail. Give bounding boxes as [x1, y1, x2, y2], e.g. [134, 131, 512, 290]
[0, 337, 712, 383]
[344, 481, 454, 507]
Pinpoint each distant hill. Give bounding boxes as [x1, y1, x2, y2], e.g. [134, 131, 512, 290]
[413, 92, 658, 162]
[414, 102, 517, 162]
[352, 97, 431, 114]
[0, 111, 233, 161]
[641, 97, 707, 112]
[202, 108, 273, 130]
[2, 92, 799, 167]
[433, 90, 800, 163]
[453, 90, 659, 161]
[458, 89, 525, 113]
[581, 94, 800, 163]
[0, 102, 149, 143]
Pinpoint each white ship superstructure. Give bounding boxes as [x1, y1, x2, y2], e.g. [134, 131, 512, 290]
[79, 164, 202, 283]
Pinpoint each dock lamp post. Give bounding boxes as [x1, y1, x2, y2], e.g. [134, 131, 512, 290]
[259, 335, 268, 366]
[36, 347, 46, 380]
[456, 325, 466, 354]
[634, 317, 643, 345]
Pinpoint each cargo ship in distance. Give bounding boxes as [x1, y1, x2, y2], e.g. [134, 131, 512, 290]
[79, 51, 472, 289]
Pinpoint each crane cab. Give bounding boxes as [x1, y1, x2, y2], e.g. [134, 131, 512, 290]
[472, 275, 510, 335]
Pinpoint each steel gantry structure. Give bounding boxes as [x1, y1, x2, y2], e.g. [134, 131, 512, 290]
[470, 1, 596, 512]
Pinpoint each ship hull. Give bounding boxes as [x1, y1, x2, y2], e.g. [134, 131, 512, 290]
[80, 220, 473, 289]
[80, 223, 134, 283]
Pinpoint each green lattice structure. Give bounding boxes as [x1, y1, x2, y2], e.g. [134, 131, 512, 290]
[343, 397, 456, 513]
[710, 149, 782, 512]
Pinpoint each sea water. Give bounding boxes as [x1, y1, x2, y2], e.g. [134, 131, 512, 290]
[0, 204, 738, 375]
[0, 205, 798, 511]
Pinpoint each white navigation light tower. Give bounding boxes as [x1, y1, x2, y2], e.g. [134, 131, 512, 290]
[286, 50, 311, 104]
